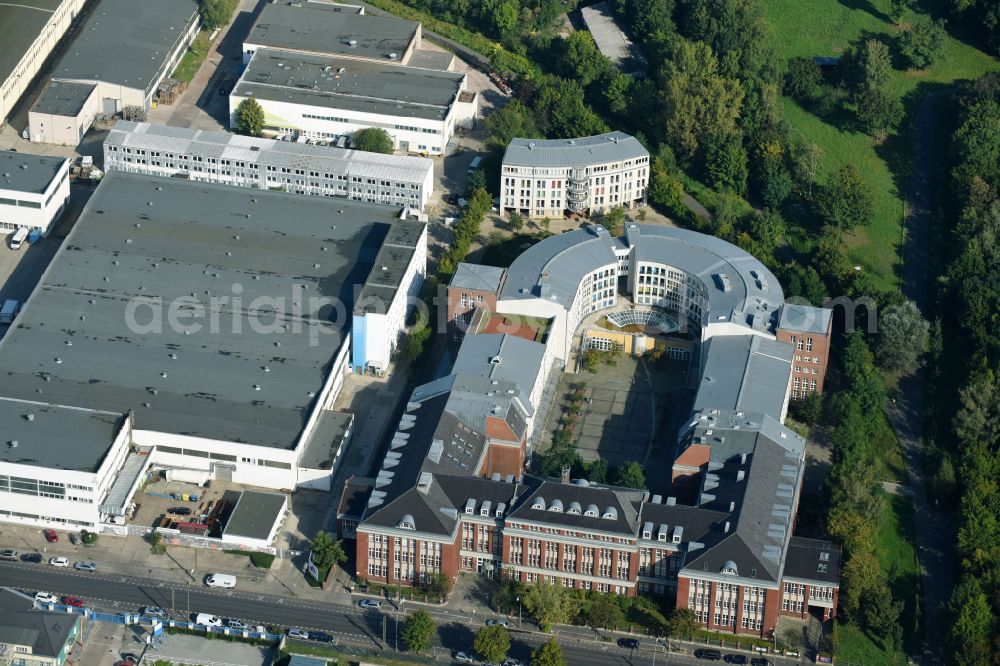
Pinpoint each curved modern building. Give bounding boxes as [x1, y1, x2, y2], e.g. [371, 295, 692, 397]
[500, 131, 649, 219]
[497, 223, 785, 364]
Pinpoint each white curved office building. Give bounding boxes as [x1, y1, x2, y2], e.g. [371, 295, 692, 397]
[500, 131, 649, 219]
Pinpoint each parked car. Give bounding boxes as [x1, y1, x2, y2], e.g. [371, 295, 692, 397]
[121, 654, 139, 666]
[48, 557, 68, 567]
[61, 596, 85, 607]
[724, 656, 749, 665]
[225, 618, 248, 631]
[617, 638, 640, 649]
[502, 659, 522, 666]
[309, 631, 334, 643]
[454, 653, 474, 664]
[750, 659, 770, 666]
[0, 549, 19, 561]
[34, 592, 58, 604]
[141, 606, 167, 619]
[194, 613, 222, 627]
[169, 507, 192, 516]
[43, 529, 58, 543]
[485, 618, 508, 627]
[20, 553, 42, 564]
[287, 627, 309, 640]
[695, 649, 723, 661]
[69, 533, 81, 546]
[358, 599, 381, 609]
[74, 560, 97, 572]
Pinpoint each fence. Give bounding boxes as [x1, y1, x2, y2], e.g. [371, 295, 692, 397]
[101, 523, 299, 559]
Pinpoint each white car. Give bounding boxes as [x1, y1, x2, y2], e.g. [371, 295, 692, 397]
[485, 618, 509, 627]
[73, 560, 97, 572]
[287, 627, 309, 640]
[48, 557, 69, 567]
[34, 592, 58, 604]
[455, 652, 474, 663]
[357, 599, 381, 609]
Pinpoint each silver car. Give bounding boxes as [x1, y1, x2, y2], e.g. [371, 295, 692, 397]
[73, 560, 97, 572]
[287, 627, 309, 640]
[225, 618, 248, 631]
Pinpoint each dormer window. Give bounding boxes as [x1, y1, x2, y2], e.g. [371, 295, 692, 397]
[602, 507, 618, 520]
[548, 499, 563, 513]
[531, 497, 546, 510]
[397, 514, 415, 530]
[567, 502, 581, 515]
[584, 504, 599, 517]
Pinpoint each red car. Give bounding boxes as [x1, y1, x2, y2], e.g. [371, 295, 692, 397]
[43, 529, 58, 543]
[61, 596, 84, 607]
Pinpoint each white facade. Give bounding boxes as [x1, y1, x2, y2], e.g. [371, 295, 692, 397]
[0, 0, 86, 124]
[501, 132, 649, 218]
[0, 157, 70, 237]
[104, 122, 436, 211]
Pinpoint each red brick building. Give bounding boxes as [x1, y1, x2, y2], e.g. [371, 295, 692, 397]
[776, 304, 833, 399]
[446, 263, 506, 339]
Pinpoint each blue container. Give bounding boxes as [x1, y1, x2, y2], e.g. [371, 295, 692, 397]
[27, 229, 41, 244]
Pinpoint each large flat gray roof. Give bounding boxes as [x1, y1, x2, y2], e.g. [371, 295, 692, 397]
[107, 121, 434, 184]
[0, 172, 404, 453]
[0, 150, 67, 194]
[0, 398, 124, 472]
[503, 131, 647, 168]
[235, 48, 464, 122]
[223, 490, 286, 541]
[449, 263, 505, 292]
[51, 0, 199, 95]
[579, 2, 645, 73]
[693, 335, 792, 422]
[31, 81, 97, 117]
[778, 303, 832, 335]
[0, 0, 63, 115]
[354, 220, 425, 315]
[247, 0, 418, 61]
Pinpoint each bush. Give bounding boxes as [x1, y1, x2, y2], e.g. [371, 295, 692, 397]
[785, 57, 824, 100]
[81, 530, 97, 545]
[250, 552, 275, 569]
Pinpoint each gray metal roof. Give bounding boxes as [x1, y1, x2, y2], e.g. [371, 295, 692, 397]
[107, 121, 434, 185]
[0, 150, 67, 195]
[406, 49, 456, 72]
[784, 537, 842, 585]
[449, 263, 505, 292]
[778, 303, 832, 335]
[0, 172, 403, 455]
[508, 479, 645, 536]
[0, 398, 124, 472]
[235, 48, 464, 122]
[222, 490, 286, 541]
[0, 0, 64, 116]
[50, 0, 199, 95]
[451, 334, 545, 406]
[354, 220, 425, 314]
[247, 0, 418, 61]
[693, 335, 792, 422]
[300, 410, 353, 469]
[0, 588, 78, 657]
[502, 131, 647, 168]
[30, 80, 97, 117]
[500, 224, 784, 330]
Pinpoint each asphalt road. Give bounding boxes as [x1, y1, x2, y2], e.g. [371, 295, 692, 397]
[0, 561, 786, 665]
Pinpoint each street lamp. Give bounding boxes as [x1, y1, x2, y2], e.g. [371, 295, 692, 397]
[394, 599, 407, 652]
[517, 596, 522, 628]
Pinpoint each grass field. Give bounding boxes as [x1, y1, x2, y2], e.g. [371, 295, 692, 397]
[171, 29, 213, 84]
[762, 0, 998, 289]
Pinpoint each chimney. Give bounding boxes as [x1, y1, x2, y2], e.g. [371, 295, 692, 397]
[560, 466, 571, 484]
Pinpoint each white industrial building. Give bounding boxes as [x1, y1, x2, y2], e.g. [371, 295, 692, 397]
[0, 172, 426, 530]
[0, 150, 70, 238]
[231, 48, 476, 156]
[501, 131, 649, 219]
[26, 0, 199, 145]
[0, 0, 86, 125]
[28, 80, 100, 146]
[104, 121, 436, 212]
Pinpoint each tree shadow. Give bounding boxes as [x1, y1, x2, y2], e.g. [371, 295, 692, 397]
[836, 0, 891, 23]
[438, 621, 476, 655]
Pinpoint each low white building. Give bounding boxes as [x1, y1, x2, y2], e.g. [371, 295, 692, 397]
[230, 48, 476, 156]
[501, 131, 649, 219]
[0, 150, 70, 238]
[0, 0, 86, 125]
[104, 121, 436, 212]
[28, 80, 99, 146]
[352, 220, 428, 374]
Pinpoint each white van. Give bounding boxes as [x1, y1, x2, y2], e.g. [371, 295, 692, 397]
[195, 613, 223, 627]
[9, 227, 28, 250]
[0, 300, 18, 325]
[204, 573, 236, 588]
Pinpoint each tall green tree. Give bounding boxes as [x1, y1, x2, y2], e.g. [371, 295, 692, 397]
[531, 638, 567, 666]
[523, 582, 570, 632]
[474, 625, 510, 663]
[586, 597, 625, 632]
[854, 40, 903, 139]
[948, 576, 995, 666]
[200, 0, 237, 29]
[816, 164, 874, 232]
[353, 128, 394, 154]
[310, 531, 347, 569]
[561, 31, 612, 87]
[705, 133, 749, 195]
[613, 461, 646, 489]
[900, 15, 946, 69]
[874, 300, 929, 373]
[485, 100, 540, 148]
[534, 77, 608, 139]
[401, 610, 435, 652]
[888, 0, 911, 23]
[667, 608, 699, 639]
[235, 98, 264, 137]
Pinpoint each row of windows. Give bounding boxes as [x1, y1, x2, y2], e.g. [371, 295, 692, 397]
[157, 445, 292, 470]
[301, 113, 441, 135]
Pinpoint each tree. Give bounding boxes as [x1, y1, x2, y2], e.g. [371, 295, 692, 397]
[534, 77, 608, 139]
[474, 625, 510, 663]
[588, 457, 609, 483]
[662, 41, 744, 164]
[149, 529, 166, 555]
[874, 299, 928, 373]
[561, 31, 612, 88]
[310, 531, 347, 570]
[508, 211, 524, 232]
[854, 40, 902, 139]
[840, 550, 882, 618]
[485, 100, 540, 148]
[353, 128, 394, 154]
[948, 576, 994, 666]
[779, 626, 803, 651]
[705, 134, 748, 194]
[795, 392, 824, 424]
[667, 608, 699, 640]
[422, 572, 453, 600]
[888, 0, 911, 24]
[648, 156, 684, 213]
[479, 0, 519, 40]
[784, 57, 823, 100]
[531, 638, 566, 666]
[816, 164, 874, 232]
[492, 579, 523, 614]
[953, 372, 1000, 446]
[862, 581, 902, 638]
[614, 461, 646, 489]
[235, 98, 264, 137]
[900, 15, 946, 69]
[586, 596, 625, 633]
[403, 322, 432, 364]
[200, 0, 237, 29]
[523, 582, 570, 632]
[401, 610, 435, 653]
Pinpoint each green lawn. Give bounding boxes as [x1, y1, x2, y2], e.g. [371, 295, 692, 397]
[762, 0, 998, 289]
[171, 29, 213, 84]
